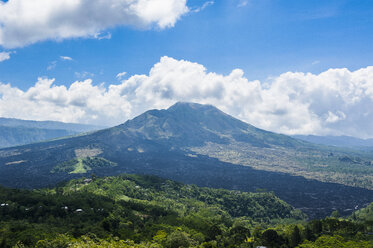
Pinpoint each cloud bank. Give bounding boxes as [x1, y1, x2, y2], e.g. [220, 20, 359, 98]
[1, 56, 373, 138]
[0, 0, 189, 48]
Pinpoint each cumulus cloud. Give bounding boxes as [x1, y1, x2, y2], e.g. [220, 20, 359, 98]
[0, 51, 11, 62]
[0, 0, 189, 48]
[1, 57, 373, 138]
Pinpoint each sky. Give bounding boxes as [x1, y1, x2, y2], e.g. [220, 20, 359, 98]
[0, 0, 373, 138]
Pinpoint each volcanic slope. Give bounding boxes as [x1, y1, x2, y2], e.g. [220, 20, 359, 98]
[1, 102, 373, 218]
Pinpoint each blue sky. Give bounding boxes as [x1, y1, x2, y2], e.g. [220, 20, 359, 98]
[0, 0, 373, 137]
[1, 0, 372, 89]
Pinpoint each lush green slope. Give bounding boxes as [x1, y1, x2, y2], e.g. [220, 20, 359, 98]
[51, 157, 117, 174]
[350, 202, 373, 225]
[0, 174, 305, 247]
[1, 174, 373, 248]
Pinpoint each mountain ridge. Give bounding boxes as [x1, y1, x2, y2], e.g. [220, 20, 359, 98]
[1, 102, 373, 218]
[293, 134, 373, 149]
[115, 102, 306, 148]
[0, 117, 105, 132]
[0, 117, 106, 148]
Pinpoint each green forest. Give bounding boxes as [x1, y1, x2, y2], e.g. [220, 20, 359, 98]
[0, 174, 373, 247]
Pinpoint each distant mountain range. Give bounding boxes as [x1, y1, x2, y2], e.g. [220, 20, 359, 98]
[293, 134, 373, 148]
[1, 102, 373, 218]
[0, 117, 105, 148]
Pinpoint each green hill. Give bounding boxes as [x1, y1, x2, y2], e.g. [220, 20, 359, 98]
[0, 174, 305, 247]
[2, 174, 373, 248]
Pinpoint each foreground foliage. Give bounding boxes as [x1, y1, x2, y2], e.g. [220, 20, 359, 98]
[0, 174, 303, 247]
[0, 174, 373, 247]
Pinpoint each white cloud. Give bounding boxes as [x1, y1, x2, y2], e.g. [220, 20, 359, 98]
[94, 32, 112, 40]
[1, 57, 373, 138]
[116, 72, 127, 79]
[0, 0, 189, 48]
[0, 51, 11, 62]
[191, 1, 214, 13]
[60, 56, 73, 61]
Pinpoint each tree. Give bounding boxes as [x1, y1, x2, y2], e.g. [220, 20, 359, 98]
[230, 225, 251, 244]
[206, 225, 222, 241]
[261, 229, 284, 248]
[91, 173, 97, 181]
[331, 210, 340, 218]
[311, 220, 322, 234]
[0, 239, 7, 248]
[166, 231, 192, 248]
[290, 226, 302, 247]
[304, 226, 314, 241]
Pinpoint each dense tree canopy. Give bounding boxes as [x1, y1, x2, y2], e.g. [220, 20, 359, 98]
[0, 174, 373, 247]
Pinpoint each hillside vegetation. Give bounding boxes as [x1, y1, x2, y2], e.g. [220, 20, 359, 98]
[0, 174, 304, 247]
[1, 174, 373, 247]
